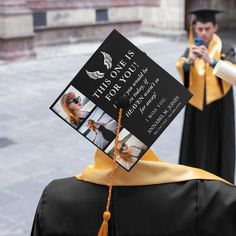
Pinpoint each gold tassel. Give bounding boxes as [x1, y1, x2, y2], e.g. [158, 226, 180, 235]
[189, 15, 194, 87]
[97, 108, 123, 236]
[189, 15, 194, 51]
[97, 211, 111, 236]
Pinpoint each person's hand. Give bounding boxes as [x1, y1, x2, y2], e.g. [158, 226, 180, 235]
[192, 45, 202, 57]
[185, 49, 198, 65]
[193, 45, 214, 65]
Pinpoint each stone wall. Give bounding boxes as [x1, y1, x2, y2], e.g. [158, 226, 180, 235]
[140, 0, 185, 36]
[0, 0, 36, 60]
[28, 0, 154, 46]
[2, 0, 234, 60]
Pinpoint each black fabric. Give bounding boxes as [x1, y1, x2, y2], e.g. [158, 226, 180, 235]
[31, 177, 236, 236]
[187, 9, 223, 24]
[198, 181, 236, 235]
[179, 43, 235, 184]
[221, 43, 236, 63]
[98, 125, 115, 141]
[179, 88, 235, 183]
[181, 48, 190, 87]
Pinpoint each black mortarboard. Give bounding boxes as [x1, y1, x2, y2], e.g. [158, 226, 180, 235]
[188, 9, 224, 24]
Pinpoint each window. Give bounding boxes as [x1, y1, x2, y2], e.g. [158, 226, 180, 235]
[96, 9, 108, 22]
[33, 11, 47, 27]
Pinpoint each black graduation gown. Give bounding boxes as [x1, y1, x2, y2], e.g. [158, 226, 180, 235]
[31, 177, 236, 236]
[179, 43, 235, 183]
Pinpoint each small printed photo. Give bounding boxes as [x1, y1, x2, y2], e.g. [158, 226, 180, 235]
[51, 85, 95, 129]
[105, 128, 148, 171]
[78, 107, 118, 150]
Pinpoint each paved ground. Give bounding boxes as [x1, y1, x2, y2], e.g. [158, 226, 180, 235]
[0, 32, 235, 236]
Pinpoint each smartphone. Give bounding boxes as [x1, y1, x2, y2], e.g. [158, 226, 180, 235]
[194, 37, 204, 46]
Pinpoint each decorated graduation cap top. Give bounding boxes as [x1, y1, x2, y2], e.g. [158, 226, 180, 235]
[188, 8, 224, 24]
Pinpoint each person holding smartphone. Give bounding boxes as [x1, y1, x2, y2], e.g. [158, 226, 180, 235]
[176, 9, 235, 183]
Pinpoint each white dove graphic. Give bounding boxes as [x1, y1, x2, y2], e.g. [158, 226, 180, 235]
[101, 51, 112, 69]
[86, 70, 105, 80]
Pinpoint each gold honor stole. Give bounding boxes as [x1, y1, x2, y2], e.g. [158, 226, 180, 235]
[76, 149, 231, 186]
[176, 34, 231, 110]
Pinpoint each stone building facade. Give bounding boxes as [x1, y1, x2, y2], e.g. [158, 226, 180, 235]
[0, 0, 235, 60]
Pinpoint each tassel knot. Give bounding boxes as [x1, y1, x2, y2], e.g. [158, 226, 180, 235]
[97, 211, 111, 236]
[103, 211, 111, 221]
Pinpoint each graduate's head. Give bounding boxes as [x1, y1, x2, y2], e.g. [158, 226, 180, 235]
[189, 9, 223, 45]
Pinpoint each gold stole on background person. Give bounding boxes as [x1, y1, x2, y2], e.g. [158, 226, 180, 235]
[76, 149, 231, 186]
[176, 34, 231, 110]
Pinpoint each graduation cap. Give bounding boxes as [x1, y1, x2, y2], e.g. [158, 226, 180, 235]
[50, 29, 192, 236]
[188, 8, 224, 24]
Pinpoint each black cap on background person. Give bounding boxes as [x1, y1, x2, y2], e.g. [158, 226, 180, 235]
[188, 8, 224, 24]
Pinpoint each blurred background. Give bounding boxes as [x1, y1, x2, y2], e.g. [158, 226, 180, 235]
[0, 0, 235, 235]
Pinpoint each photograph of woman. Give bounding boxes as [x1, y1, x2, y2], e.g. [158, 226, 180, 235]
[105, 129, 148, 170]
[87, 119, 116, 142]
[51, 86, 95, 129]
[78, 107, 117, 149]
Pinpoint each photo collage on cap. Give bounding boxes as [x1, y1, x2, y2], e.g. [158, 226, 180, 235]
[51, 84, 148, 171]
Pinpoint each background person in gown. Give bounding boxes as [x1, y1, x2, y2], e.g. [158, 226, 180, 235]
[176, 8, 235, 183]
